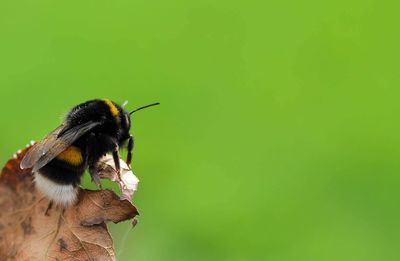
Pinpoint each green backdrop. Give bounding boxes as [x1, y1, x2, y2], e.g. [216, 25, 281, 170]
[1, 0, 400, 260]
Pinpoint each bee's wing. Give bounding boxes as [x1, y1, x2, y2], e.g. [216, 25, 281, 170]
[20, 123, 67, 170]
[20, 121, 100, 172]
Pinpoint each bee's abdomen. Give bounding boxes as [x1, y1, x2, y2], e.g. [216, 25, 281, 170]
[34, 173, 79, 206]
[34, 145, 87, 206]
[56, 146, 84, 166]
[38, 145, 87, 186]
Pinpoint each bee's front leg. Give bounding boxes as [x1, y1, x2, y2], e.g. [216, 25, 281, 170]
[126, 135, 134, 168]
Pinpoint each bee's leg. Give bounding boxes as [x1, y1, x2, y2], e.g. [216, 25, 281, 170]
[126, 135, 134, 168]
[99, 135, 122, 181]
[112, 144, 121, 181]
[89, 165, 102, 189]
[87, 133, 102, 189]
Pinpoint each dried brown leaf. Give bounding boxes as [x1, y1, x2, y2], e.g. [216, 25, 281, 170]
[96, 155, 139, 202]
[0, 146, 139, 261]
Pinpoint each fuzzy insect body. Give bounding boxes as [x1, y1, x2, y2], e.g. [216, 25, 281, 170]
[20, 99, 159, 206]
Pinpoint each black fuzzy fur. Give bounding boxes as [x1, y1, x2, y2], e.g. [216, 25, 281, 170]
[39, 99, 132, 186]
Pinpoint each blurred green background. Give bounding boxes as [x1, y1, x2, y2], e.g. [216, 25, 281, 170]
[1, 0, 400, 260]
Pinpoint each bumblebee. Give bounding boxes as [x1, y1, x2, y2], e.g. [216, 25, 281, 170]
[20, 99, 159, 206]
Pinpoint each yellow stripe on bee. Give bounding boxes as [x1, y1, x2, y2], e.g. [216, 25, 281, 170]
[56, 146, 83, 166]
[103, 99, 119, 117]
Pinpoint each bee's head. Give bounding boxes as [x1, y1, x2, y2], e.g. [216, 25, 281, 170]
[118, 102, 160, 143]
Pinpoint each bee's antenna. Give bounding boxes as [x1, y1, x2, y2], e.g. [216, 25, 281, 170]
[130, 102, 160, 115]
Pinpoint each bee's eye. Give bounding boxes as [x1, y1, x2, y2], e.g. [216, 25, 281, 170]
[125, 114, 130, 128]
